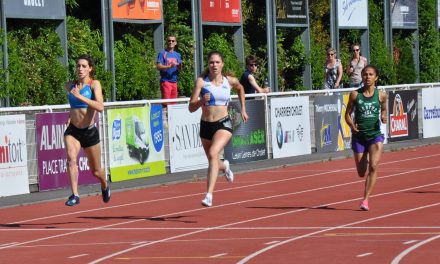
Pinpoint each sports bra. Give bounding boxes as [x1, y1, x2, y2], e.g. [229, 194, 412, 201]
[68, 80, 94, 109]
[200, 76, 231, 106]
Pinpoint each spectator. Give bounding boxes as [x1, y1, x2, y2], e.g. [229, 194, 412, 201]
[240, 55, 270, 95]
[156, 35, 182, 107]
[324, 47, 343, 89]
[346, 44, 368, 87]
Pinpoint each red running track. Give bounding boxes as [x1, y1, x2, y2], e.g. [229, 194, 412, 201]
[0, 144, 439, 263]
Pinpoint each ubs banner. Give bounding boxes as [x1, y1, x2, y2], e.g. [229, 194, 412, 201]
[201, 0, 241, 23]
[276, 0, 308, 25]
[391, 0, 418, 28]
[107, 105, 166, 182]
[168, 104, 207, 173]
[112, 0, 162, 20]
[388, 90, 418, 142]
[0, 115, 29, 197]
[36, 112, 99, 191]
[271, 97, 311, 159]
[422, 88, 440, 138]
[224, 100, 268, 164]
[314, 95, 339, 153]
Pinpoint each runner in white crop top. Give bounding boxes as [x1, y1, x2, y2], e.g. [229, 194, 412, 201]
[188, 51, 248, 207]
[200, 76, 231, 106]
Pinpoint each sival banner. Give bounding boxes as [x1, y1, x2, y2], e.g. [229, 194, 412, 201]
[201, 0, 241, 23]
[107, 105, 165, 182]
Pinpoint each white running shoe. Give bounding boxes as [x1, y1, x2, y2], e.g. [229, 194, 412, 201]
[224, 160, 234, 183]
[201, 193, 212, 207]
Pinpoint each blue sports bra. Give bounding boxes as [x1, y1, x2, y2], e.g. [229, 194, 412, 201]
[200, 76, 231, 106]
[68, 80, 94, 109]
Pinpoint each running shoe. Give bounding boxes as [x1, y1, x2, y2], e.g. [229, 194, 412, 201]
[102, 184, 111, 203]
[359, 200, 369, 211]
[224, 160, 234, 183]
[201, 193, 212, 207]
[65, 194, 80, 206]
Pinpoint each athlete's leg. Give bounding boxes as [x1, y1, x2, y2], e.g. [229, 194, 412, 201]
[363, 141, 384, 200]
[353, 152, 369, 177]
[84, 143, 107, 190]
[64, 135, 81, 195]
[202, 130, 232, 194]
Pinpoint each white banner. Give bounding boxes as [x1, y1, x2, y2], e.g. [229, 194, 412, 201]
[0, 115, 29, 197]
[422, 88, 440, 138]
[337, 0, 368, 28]
[271, 97, 311, 159]
[168, 104, 208, 173]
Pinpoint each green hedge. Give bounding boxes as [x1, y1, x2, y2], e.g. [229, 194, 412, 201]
[2, 0, 440, 106]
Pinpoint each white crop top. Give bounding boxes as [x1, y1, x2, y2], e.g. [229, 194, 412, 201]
[200, 76, 231, 106]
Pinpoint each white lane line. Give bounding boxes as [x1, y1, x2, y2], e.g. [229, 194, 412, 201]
[391, 234, 440, 264]
[68, 254, 88, 259]
[0, 242, 18, 247]
[237, 202, 440, 264]
[89, 179, 440, 264]
[210, 253, 227, 258]
[357, 252, 373, 257]
[264, 241, 280, 245]
[403, 240, 418, 245]
[7, 153, 439, 226]
[1, 226, 440, 232]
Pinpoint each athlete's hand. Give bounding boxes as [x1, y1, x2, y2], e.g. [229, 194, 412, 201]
[350, 123, 359, 133]
[70, 85, 81, 98]
[241, 111, 249, 122]
[202, 92, 210, 105]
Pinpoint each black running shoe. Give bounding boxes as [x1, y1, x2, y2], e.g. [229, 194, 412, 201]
[65, 194, 80, 206]
[102, 185, 111, 203]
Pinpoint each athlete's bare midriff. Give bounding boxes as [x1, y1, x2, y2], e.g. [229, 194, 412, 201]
[69, 108, 96, 128]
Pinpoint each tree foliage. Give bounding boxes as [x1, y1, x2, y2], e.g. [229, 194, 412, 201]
[2, 0, 440, 106]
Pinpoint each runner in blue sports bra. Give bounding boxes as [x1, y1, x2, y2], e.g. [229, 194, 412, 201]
[63, 54, 111, 207]
[189, 50, 248, 207]
[68, 80, 94, 109]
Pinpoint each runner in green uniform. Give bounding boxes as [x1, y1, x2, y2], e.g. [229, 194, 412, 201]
[345, 65, 387, 211]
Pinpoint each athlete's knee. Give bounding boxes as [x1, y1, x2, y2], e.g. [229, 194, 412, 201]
[369, 163, 379, 173]
[67, 159, 78, 169]
[90, 168, 103, 178]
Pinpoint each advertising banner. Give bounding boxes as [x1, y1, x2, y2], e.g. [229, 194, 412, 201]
[201, 0, 241, 23]
[36, 112, 100, 191]
[4, 0, 65, 19]
[107, 105, 166, 182]
[314, 95, 339, 153]
[276, 0, 308, 25]
[337, 93, 352, 151]
[0, 115, 29, 197]
[224, 100, 268, 164]
[271, 97, 311, 159]
[112, 0, 161, 20]
[391, 0, 417, 28]
[422, 88, 440, 138]
[388, 90, 418, 142]
[168, 104, 207, 173]
[337, 0, 368, 28]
